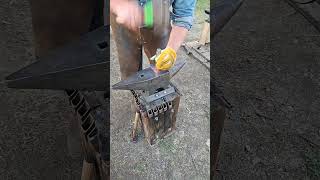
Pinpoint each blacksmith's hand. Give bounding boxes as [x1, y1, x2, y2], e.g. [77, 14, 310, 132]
[150, 47, 177, 71]
[111, 0, 143, 32]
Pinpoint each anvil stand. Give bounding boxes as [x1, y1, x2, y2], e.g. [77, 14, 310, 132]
[130, 82, 181, 145]
[112, 60, 185, 145]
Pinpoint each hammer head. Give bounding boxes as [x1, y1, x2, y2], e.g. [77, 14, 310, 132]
[112, 61, 185, 92]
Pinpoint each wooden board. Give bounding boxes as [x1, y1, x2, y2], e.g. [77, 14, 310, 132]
[182, 41, 210, 70]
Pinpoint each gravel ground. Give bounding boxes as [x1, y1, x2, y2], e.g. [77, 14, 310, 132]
[213, 0, 320, 179]
[110, 35, 210, 179]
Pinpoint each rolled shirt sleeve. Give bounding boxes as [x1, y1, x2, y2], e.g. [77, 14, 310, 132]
[171, 0, 197, 31]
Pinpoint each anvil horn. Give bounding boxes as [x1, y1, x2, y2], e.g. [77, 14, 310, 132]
[5, 26, 109, 91]
[212, 0, 244, 36]
[112, 61, 185, 91]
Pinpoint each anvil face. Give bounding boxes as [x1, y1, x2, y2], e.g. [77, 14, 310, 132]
[112, 62, 185, 92]
[5, 26, 109, 91]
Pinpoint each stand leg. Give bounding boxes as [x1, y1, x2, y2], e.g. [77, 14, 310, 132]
[81, 159, 96, 180]
[140, 111, 155, 145]
[131, 112, 140, 142]
[199, 22, 210, 45]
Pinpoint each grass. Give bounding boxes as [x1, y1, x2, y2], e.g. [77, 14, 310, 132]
[194, 0, 210, 23]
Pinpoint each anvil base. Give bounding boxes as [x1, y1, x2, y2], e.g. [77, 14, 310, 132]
[131, 84, 181, 145]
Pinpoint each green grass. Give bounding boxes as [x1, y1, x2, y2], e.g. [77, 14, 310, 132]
[194, 0, 210, 23]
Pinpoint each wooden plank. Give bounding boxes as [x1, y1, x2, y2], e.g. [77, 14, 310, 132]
[199, 22, 210, 45]
[131, 112, 140, 142]
[183, 41, 210, 70]
[81, 160, 96, 180]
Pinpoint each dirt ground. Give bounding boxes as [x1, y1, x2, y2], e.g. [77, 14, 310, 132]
[109, 2, 211, 179]
[213, 0, 320, 179]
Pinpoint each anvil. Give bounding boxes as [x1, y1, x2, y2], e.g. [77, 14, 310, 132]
[112, 62, 185, 93]
[5, 26, 109, 91]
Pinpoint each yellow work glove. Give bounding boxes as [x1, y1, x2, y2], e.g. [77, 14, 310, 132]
[151, 47, 177, 71]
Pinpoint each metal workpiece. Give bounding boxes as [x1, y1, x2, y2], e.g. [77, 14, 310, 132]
[5, 25, 109, 91]
[212, 0, 244, 36]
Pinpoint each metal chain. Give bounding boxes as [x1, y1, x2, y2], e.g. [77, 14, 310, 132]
[130, 90, 143, 109]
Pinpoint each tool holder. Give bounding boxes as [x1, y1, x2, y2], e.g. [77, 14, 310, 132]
[112, 60, 186, 145]
[131, 83, 181, 145]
